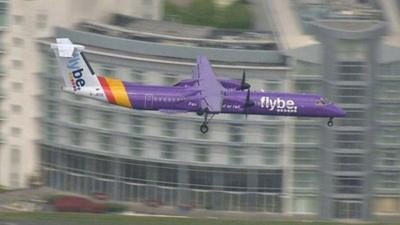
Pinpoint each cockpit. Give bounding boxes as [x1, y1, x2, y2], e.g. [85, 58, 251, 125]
[315, 97, 331, 106]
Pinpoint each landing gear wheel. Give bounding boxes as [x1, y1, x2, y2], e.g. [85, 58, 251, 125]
[200, 124, 209, 134]
[327, 118, 334, 127]
[196, 111, 204, 116]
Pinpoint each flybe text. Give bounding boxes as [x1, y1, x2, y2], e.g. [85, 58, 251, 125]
[67, 52, 85, 91]
[260, 96, 297, 113]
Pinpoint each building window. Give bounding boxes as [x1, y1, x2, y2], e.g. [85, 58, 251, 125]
[0, 2, 7, 26]
[162, 120, 176, 137]
[70, 129, 83, 146]
[161, 143, 175, 159]
[378, 62, 400, 76]
[11, 104, 22, 113]
[129, 138, 143, 156]
[36, 14, 47, 29]
[334, 176, 363, 194]
[335, 131, 365, 149]
[376, 81, 400, 100]
[294, 80, 320, 93]
[12, 60, 23, 69]
[376, 104, 400, 122]
[70, 107, 83, 124]
[47, 103, 57, 120]
[99, 134, 112, 151]
[101, 65, 115, 77]
[294, 125, 319, 144]
[13, 15, 23, 25]
[376, 172, 400, 190]
[229, 124, 243, 142]
[294, 171, 318, 191]
[100, 112, 113, 129]
[293, 60, 321, 75]
[293, 197, 317, 214]
[131, 69, 144, 84]
[163, 74, 177, 85]
[335, 85, 366, 104]
[264, 80, 281, 92]
[46, 125, 57, 142]
[9, 172, 19, 188]
[228, 147, 243, 164]
[194, 146, 209, 162]
[130, 115, 145, 134]
[262, 148, 279, 165]
[11, 82, 23, 92]
[336, 61, 367, 82]
[334, 154, 363, 171]
[263, 126, 280, 143]
[11, 127, 21, 137]
[10, 146, 20, 164]
[378, 150, 399, 167]
[336, 108, 365, 127]
[336, 40, 367, 61]
[293, 148, 319, 166]
[12, 37, 23, 47]
[376, 127, 400, 145]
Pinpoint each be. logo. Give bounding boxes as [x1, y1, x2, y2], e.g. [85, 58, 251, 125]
[67, 52, 85, 91]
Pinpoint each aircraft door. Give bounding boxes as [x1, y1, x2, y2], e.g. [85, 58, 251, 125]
[144, 95, 153, 110]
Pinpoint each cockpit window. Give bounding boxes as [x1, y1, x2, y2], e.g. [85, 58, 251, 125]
[316, 97, 331, 106]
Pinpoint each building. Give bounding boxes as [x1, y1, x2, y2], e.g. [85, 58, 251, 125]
[3, 0, 400, 221]
[0, 0, 162, 188]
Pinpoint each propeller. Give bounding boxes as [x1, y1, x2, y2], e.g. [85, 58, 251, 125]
[244, 88, 255, 118]
[240, 70, 251, 90]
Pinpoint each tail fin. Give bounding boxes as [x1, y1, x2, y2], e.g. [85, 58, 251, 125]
[51, 38, 106, 101]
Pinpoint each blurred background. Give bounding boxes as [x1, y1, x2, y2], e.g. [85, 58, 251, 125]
[0, 0, 399, 222]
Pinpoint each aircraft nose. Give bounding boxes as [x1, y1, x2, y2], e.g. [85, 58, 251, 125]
[328, 104, 346, 117]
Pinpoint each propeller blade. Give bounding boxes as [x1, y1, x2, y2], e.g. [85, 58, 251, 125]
[244, 89, 253, 119]
[240, 70, 250, 90]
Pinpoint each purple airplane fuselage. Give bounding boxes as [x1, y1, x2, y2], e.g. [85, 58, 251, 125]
[118, 82, 346, 118]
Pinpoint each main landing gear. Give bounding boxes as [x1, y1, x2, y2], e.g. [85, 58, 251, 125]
[198, 109, 215, 134]
[327, 117, 334, 127]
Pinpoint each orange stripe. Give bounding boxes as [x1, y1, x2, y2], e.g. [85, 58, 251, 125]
[104, 77, 132, 108]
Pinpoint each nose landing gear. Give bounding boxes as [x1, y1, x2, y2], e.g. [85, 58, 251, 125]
[200, 124, 209, 133]
[327, 117, 334, 127]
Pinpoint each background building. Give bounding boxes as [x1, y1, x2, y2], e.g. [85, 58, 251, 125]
[0, 0, 162, 188]
[1, 0, 400, 221]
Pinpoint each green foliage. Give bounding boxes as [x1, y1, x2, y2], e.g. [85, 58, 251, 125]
[0, 185, 7, 193]
[164, 0, 183, 22]
[217, 1, 252, 29]
[46, 195, 69, 204]
[164, 0, 253, 29]
[184, 0, 217, 26]
[104, 202, 128, 213]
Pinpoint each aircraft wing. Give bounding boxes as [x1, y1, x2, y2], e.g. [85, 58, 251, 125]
[194, 56, 225, 113]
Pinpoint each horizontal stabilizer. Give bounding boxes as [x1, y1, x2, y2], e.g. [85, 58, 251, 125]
[51, 38, 85, 58]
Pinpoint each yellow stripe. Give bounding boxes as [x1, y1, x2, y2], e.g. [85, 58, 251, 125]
[105, 78, 132, 108]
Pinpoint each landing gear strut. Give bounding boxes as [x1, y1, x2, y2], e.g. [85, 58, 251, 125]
[200, 110, 215, 134]
[327, 117, 334, 127]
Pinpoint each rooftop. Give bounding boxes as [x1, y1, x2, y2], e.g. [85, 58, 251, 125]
[76, 14, 277, 50]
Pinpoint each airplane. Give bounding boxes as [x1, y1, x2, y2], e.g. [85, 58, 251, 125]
[51, 38, 345, 134]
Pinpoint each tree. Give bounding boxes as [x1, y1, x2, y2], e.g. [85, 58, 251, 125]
[184, 0, 217, 26]
[218, 1, 252, 29]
